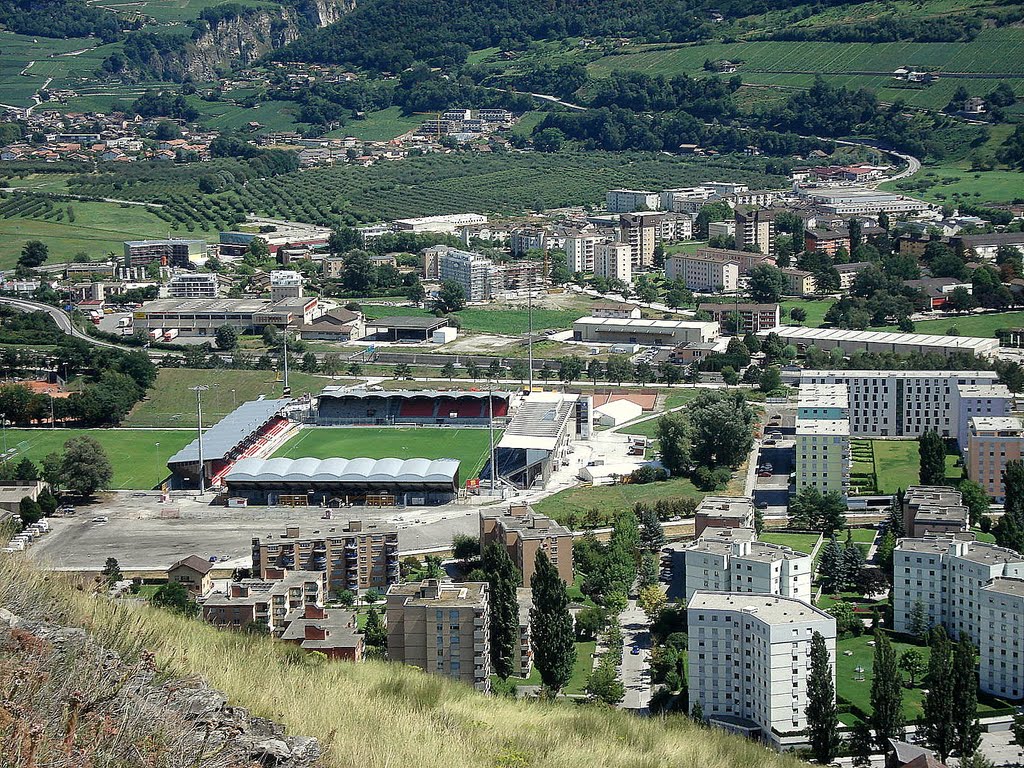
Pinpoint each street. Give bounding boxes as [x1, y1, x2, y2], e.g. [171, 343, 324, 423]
[617, 599, 652, 712]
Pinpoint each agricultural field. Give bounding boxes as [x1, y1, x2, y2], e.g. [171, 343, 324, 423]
[0, 195, 212, 267]
[327, 107, 426, 142]
[0, 32, 117, 108]
[882, 164, 1024, 206]
[272, 426, 495, 477]
[125, 369, 339, 428]
[360, 304, 589, 335]
[96, 0, 276, 25]
[3, 428, 193, 489]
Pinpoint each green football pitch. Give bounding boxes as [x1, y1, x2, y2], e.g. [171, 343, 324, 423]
[272, 427, 497, 478]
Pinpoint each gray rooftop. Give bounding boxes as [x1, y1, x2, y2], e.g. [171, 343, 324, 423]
[168, 398, 292, 465]
[226, 456, 460, 484]
[983, 577, 1024, 598]
[687, 591, 833, 625]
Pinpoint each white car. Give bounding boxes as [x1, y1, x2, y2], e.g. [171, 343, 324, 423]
[92, 516, 108, 523]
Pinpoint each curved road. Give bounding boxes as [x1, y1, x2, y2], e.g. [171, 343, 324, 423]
[0, 295, 131, 351]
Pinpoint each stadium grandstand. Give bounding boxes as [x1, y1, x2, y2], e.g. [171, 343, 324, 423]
[224, 457, 461, 506]
[481, 392, 591, 490]
[167, 398, 295, 489]
[316, 388, 513, 426]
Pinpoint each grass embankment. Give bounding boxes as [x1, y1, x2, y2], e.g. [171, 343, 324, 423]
[4, 428, 192, 489]
[274, 426, 496, 478]
[0, 561, 806, 768]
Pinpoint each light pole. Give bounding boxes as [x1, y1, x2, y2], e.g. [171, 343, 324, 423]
[190, 385, 209, 494]
[487, 379, 496, 495]
[282, 329, 291, 397]
[49, 394, 54, 429]
[231, 389, 236, 408]
[527, 273, 534, 392]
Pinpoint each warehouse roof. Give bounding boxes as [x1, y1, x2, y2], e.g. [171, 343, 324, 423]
[760, 325, 998, 354]
[225, 456, 460, 484]
[366, 316, 448, 330]
[168, 398, 292, 466]
[573, 316, 719, 332]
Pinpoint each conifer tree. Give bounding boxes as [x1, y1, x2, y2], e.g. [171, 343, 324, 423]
[805, 631, 840, 764]
[482, 542, 520, 680]
[530, 550, 576, 693]
[870, 631, 905, 750]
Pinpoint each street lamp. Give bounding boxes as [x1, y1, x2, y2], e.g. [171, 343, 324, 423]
[487, 378, 496, 495]
[189, 385, 209, 494]
[282, 329, 291, 397]
[527, 272, 534, 392]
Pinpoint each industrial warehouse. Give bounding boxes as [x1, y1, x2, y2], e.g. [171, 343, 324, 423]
[224, 457, 462, 506]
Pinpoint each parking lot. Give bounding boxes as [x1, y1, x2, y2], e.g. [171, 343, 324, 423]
[752, 406, 795, 516]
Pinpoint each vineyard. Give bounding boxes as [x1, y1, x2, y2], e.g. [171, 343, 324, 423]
[62, 151, 781, 231]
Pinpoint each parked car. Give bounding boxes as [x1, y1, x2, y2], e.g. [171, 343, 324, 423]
[757, 501, 769, 509]
[91, 516, 108, 523]
[757, 471, 773, 478]
[630, 646, 642, 656]
[763, 438, 776, 445]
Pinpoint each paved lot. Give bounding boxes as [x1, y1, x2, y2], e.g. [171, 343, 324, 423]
[752, 438, 795, 515]
[27, 490, 481, 572]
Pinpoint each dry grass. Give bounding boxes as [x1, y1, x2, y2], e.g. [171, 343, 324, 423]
[0, 557, 805, 768]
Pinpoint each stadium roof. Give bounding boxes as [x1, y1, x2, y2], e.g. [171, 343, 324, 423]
[168, 398, 292, 466]
[499, 392, 579, 452]
[319, 388, 512, 400]
[225, 457, 460, 484]
[366, 316, 448, 330]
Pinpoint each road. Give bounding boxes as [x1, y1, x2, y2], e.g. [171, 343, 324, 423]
[618, 600, 652, 712]
[0, 295, 129, 350]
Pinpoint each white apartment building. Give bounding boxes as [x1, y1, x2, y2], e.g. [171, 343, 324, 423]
[799, 370, 1003, 439]
[661, 186, 718, 214]
[564, 232, 604, 273]
[437, 248, 501, 301]
[680, 527, 812, 603]
[593, 241, 632, 283]
[168, 272, 219, 299]
[270, 270, 303, 301]
[796, 383, 850, 421]
[894, 537, 1024, 698]
[705, 182, 749, 196]
[955, 383, 1013, 447]
[795, 418, 851, 497]
[605, 189, 660, 213]
[687, 592, 836, 742]
[664, 253, 739, 292]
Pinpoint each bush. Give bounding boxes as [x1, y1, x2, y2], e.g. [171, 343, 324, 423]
[980, 515, 993, 533]
[692, 465, 731, 491]
[630, 465, 668, 484]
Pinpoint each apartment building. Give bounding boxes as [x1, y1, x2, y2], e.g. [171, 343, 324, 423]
[694, 495, 755, 538]
[202, 569, 326, 636]
[479, 503, 573, 586]
[619, 212, 661, 269]
[251, 522, 399, 597]
[835, 262, 872, 291]
[695, 247, 774, 274]
[902, 485, 970, 538]
[606, 189, 660, 213]
[270, 270, 304, 301]
[799, 370, 1003, 439]
[795, 417, 851, 497]
[438, 247, 501, 301]
[661, 186, 718, 213]
[515, 588, 534, 677]
[166, 554, 215, 598]
[967, 416, 1024, 502]
[386, 579, 491, 692]
[168, 272, 219, 299]
[680, 527, 812, 603]
[696, 303, 781, 334]
[780, 268, 816, 296]
[665, 253, 739, 292]
[563, 230, 603, 273]
[509, 228, 548, 256]
[687, 592, 836, 742]
[978, 576, 1024, 699]
[593, 241, 633, 283]
[123, 238, 206, 268]
[796, 383, 849, 421]
[734, 206, 777, 255]
[280, 603, 363, 661]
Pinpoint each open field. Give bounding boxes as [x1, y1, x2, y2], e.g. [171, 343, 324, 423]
[758, 532, 821, 554]
[780, 299, 836, 328]
[0, 197, 216, 267]
[3, 428, 192, 489]
[125, 369, 338, 428]
[899, 311, 1024, 338]
[328, 107, 426, 142]
[361, 304, 589, 335]
[273, 426, 495, 477]
[883, 164, 1024, 205]
[835, 633, 1014, 723]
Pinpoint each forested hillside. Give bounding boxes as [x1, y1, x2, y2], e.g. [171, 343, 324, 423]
[0, 0, 122, 41]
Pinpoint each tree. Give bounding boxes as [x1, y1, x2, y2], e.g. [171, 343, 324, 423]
[60, 436, 113, 497]
[586, 359, 604, 382]
[850, 719, 874, 767]
[406, 280, 426, 304]
[530, 550, 576, 694]
[655, 412, 691, 476]
[36, 487, 57, 517]
[869, 630, 905, 750]
[481, 542, 520, 681]
[18, 240, 48, 269]
[805, 630, 840, 764]
[841, 534, 866, 589]
[638, 584, 666, 623]
[102, 556, 121, 586]
[959, 753, 995, 768]
[1012, 711, 1024, 754]
[898, 649, 925, 687]
[465, 361, 481, 380]
[958, 479, 990, 527]
[586, 663, 625, 705]
[922, 627, 955, 763]
[747, 264, 787, 302]
[508, 359, 528, 382]
[441, 361, 457, 380]
[41, 451, 63, 492]
[996, 460, 1024, 552]
[393, 362, 412, 379]
[363, 606, 387, 648]
[452, 533, 480, 563]
[688, 390, 756, 469]
[907, 598, 931, 641]
[559, 356, 584, 384]
[951, 637, 982, 759]
[14, 457, 37, 483]
[789, 486, 846, 535]
[301, 352, 319, 373]
[433, 280, 466, 313]
[918, 430, 946, 486]
[759, 365, 782, 394]
[214, 324, 238, 350]
[533, 127, 565, 152]
[637, 504, 664, 551]
[336, 589, 356, 608]
[789, 306, 807, 322]
[346, 361, 362, 377]
[152, 582, 199, 617]
[18, 496, 42, 526]
[605, 355, 633, 385]
[818, 534, 845, 593]
[574, 605, 605, 641]
[245, 237, 270, 264]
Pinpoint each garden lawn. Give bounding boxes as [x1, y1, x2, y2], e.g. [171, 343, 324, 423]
[903, 311, 1024, 338]
[835, 634, 1015, 723]
[779, 299, 836, 328]
[125, 369, 339, 428]
[758, 532, 821, 554]
[495, 641, 597, 695]
[3, 428, 192, 489]
[273, 426, 496, 478]
[855, 439, 961, 495]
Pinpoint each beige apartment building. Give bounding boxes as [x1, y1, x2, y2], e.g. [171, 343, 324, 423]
[202, 569, 326, 636]
[593, 241, 632, 283]
[251, 522, 399, 597]
[480, 504, 573, 586]
[902, 485, 970, 538]
[968, 416, 1024, 502]
[386, 579, 491, 692]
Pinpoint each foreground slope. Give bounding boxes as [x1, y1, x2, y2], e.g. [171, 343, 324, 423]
[0, 558, 805, 768]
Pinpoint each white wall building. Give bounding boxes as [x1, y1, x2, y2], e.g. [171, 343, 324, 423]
[168, 272, 219, 299]
[664, 253, 739, 292]
[593, 241, 632, 283]
[438, 248, 501, 302]
[979, 577, 1024, 700]
[795, 418, 851, 497]
[681, 527, 813, 603]
[270, 270, 304, 301]
[563, 232, 604, 273]
[605, 189, 660, 213]
[687, 592, 836, 742]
